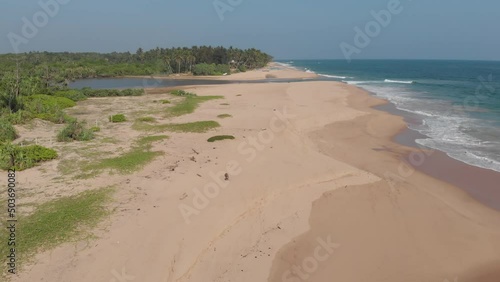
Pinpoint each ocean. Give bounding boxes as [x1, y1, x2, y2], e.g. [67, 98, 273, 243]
[279, 60, 500, 173]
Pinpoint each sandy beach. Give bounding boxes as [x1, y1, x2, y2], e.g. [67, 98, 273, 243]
[12, 66, 500, 282]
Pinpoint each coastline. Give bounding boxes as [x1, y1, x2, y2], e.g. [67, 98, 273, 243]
[13, 65, 500, 281]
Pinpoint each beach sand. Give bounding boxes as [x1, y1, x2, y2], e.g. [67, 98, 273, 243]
[13, 66, 500, 282]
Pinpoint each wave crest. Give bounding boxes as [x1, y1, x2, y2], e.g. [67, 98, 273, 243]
[384, 79, 415, 84]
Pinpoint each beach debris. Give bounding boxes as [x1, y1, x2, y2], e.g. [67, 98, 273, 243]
[197, 174, 202, 177]
[192, 148, 199, 155]
[224, 173, 229, 181]
[190, 156, 196, 162]
[179, 193, 188, 200]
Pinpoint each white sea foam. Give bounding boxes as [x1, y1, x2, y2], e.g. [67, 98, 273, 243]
[343, 80, 381, 85]
[350, 80, 500, 172]
[320, 74, 347, 79]
[384, 79, 415, 84]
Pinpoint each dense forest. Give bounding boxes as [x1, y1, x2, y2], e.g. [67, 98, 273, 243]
[0, 46, 273, 82]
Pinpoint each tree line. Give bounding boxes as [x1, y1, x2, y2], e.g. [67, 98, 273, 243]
[0, 46, 273, 82]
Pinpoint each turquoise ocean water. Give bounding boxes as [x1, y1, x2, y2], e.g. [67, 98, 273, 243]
[279, 60, 500, 173]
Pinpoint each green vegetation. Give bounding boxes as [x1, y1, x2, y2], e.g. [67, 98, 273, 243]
[0, 187, 113, 268]
[57, 120, 95, 142]
[136, 116, 156, 122]
[238, 65, 247, 72]
[22, 94, 76, 123]
[80, 88, 144, 97]
[109, 114, 126, 123]
[192, 63, 231, 76]
[220, 103, 230, 106]
[163, 121, 220, 133]
[166, 94, 222, 117]
[133, 121, 220, 133]
[170, 90, 195, 97]
[88, 135, 167, 174]
[217, 114, 232, 119]
[0, 118, 17, 142]
[54, 89, 88, 102]
[161, 100, 171, 104]
[207, 135, 235, 142]
[0, 47, 272, 82]
[0, 143, 58, 170]
[135, 135, 169, 149]
[90, 126, 101, 132]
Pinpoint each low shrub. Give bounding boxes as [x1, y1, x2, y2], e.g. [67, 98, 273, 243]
[0, 143, 58, 171]
[81, 88, 144, 97]
[54, 90, 87, 102]
[22, 95, 76, 123]
[238, 65, 247, 72]
[170, 90, 196, 97]
[0, 119, 18, 142]
[90, 126, 101, 132]
[136, 116, 156, 122]
[57, 120, 95, 142]
[207, 135, 235, 142]
[161, 100, 171, 104]
[3, 110, 34, 125]
[217, 114, 232, 119]
[109, 114, 126, 123]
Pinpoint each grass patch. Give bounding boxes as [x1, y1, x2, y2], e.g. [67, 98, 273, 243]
[164, 121, 220, 133]
[132, 122, 168, 132]
[136, 116, 156, 123]
[166, 95, 222, 117]
[0, 143, 58, 171]
[217, 114, 232, 119]
[0, 187, 114, 270]
[109, 114, 126, 123]
[133, 121, 220, 133]
[91, 151, 162, 174]
[135, 135, 169, 149]
[161, 100, 171, 104]
[207, 135, 235, 142]
[57, 120, 95, 142]
[86, 135, 168, 174]
[90, 126, 101, 132]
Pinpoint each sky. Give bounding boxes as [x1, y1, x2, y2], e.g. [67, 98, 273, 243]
[1, 0, 500, 60]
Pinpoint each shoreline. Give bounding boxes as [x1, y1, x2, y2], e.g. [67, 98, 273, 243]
[13, 66, 500, 282]
[378, 102, 500, 211]
[269, 81, 500, 282]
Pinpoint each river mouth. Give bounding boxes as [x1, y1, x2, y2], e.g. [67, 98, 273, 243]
[68, 77, 339, 89]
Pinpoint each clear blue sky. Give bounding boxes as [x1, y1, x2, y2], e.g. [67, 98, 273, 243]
[2, 0, 499, 60]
